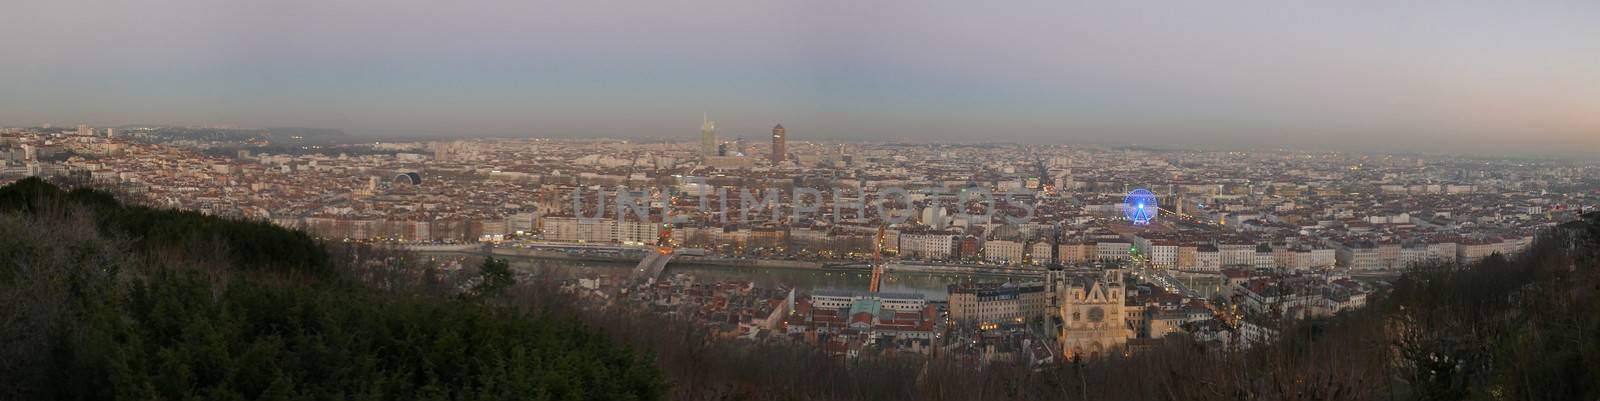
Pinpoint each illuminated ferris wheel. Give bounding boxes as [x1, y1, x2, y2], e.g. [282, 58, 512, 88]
[1124, 188, 1158, 225]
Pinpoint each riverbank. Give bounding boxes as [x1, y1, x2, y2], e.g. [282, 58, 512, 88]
[886, 263, 1046, 278]
[423, 246, 1046, 278]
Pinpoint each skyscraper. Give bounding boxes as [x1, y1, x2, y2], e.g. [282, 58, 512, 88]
[434, 141, 456, 161]
[700, 113, 717, 157]
[770, 124, 786, 165]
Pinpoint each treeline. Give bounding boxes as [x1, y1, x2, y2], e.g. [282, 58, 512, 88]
[0, 178, 663, 401]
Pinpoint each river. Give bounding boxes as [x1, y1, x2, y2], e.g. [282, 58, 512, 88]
[507, 258, 1035, 301]
[425, 252, 1224, 301]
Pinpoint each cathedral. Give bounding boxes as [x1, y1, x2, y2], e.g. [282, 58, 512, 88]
[1057, 268, 1134, 359]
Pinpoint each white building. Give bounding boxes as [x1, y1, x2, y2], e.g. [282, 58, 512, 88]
[1030, 241, 1055, 265]
[1336, 241, 1382, 271]
[984, 240, 1025, 265]
[899, 233, 957, 260]
[1132, 236, 1179, 268]
[541, 216, 660, 244]
[1194, 246, 1221, 272]
[1289, 249, 1336, 271]
[1094, 242, 1132, 263]
[1219, 243, 1256, 267]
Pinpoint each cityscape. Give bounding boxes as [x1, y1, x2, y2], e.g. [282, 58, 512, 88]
[2, 122, 1591, 361]
[3, 1, 1600, 401]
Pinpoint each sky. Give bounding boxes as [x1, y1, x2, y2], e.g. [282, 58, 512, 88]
[2, 0, 1597, 156]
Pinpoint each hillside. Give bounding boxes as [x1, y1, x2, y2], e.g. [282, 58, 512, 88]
[0, 178, 664, 401]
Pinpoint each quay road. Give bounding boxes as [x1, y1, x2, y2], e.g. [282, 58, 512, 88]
[1128, 267, 1204, 299]
[410, 241, 680, 282]
[404, 243, 488, 253]
[415, 241, 1051, 279]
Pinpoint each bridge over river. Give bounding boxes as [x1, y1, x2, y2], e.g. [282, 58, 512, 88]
[633, 249, 678, 282]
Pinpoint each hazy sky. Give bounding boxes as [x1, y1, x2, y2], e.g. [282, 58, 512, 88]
[3, 0, 1597, 155]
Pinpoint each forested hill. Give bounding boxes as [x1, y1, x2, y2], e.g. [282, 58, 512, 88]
[0, 177, 330, 276]
[0, 177, 664, 401]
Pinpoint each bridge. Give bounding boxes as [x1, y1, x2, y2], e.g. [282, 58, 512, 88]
[633, 248, 677, 282]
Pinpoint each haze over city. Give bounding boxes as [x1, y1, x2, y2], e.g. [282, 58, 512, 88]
[4, 0, 1598, 155]
[4, 2, 1600, 401]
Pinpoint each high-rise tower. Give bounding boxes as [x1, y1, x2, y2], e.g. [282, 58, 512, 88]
[770, 124, 786, 165]
[700, 113, 717, 157]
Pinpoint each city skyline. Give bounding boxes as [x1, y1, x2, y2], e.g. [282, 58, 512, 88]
[3, 0, 1598, 156]
[5, 2, 1600, 400]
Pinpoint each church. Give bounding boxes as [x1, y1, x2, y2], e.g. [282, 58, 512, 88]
[1057, 268, 1134, 359]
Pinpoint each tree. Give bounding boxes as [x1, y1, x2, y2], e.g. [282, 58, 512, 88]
[469, 256, 516, 300]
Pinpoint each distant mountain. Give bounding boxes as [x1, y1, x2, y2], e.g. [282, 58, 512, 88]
[262, 127, 347, 138]
[136, 126, 342, 141]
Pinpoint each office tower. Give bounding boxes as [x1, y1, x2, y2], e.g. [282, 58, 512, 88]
[77, 124, 91, 136]
[770, 124, 786, 165]
[700, 113, 717, 157]
[717, 142, 728, 156]
[434, 142, 452, 161]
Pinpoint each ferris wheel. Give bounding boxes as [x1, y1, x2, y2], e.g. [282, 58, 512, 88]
[1124, 188, 1158, 225]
